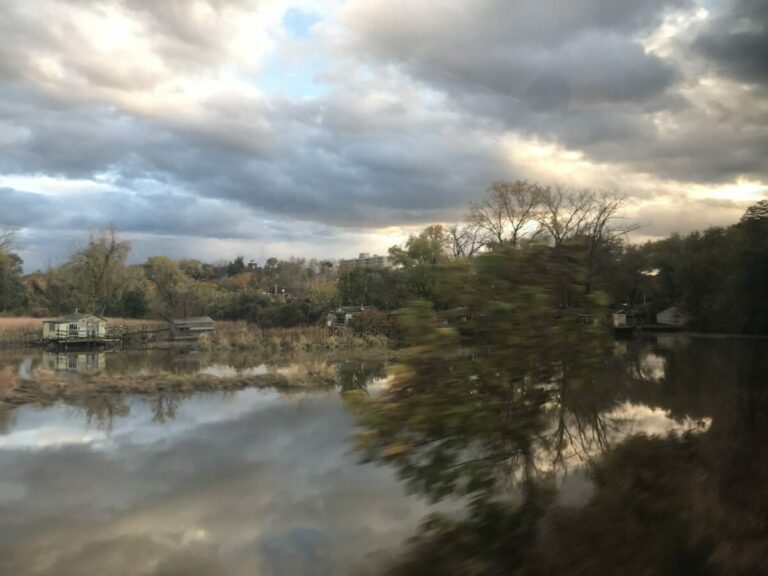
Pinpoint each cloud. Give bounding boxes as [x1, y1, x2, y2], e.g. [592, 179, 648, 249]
[694, 0, 768, 86]
[0, 390, 440, 576]
[0, 0, 765, 268]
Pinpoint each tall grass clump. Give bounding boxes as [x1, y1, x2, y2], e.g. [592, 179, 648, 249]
[210, 321, 389, 353]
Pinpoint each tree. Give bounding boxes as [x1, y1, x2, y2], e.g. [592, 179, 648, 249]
[740, 199, 768, 224]
[467, 180, 543, 247]
[144, 256, 210, 318]
[389, 225, 452, 267]
[352, 245, 610, 504]
[736, 200, 768, 333]
[448, 223, 484, 258]
[536, 185, 594, 247]
[0, 249, 25, 312]
[121, 288, 149, 318]
[226, 256, 246, 276]
[338, 267, 403, 310]
[536, 187, 638, 293]
[69, 226, 131, 314]
[389, 225, 452, 300]
[0, 229, 14, 251]
[305, 277, 339, 323]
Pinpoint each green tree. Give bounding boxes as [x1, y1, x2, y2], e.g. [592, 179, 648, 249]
[352, 245, 610, 504]
[388, 225, 452, 301]
[144, 256, 210, 318]
[226, 255, 246, 276]
[0, 249, 25, 312]
[121, 288, 149, 318]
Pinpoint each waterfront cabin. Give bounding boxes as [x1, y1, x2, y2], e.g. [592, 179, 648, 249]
[42, 312, 107, 342]
[327, 306, 378, 327]
[169, 317, 216, 341]
[656, 306, 689, 328]
[612, 309, 638, 334]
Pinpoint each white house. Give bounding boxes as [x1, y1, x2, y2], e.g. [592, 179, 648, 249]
[42, 312, 108, 341]
[612, 310, 637, 329]
[656, 306, 689, 327]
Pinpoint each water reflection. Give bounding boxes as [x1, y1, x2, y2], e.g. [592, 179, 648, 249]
[0, 338, 764, 575]
[42, 351, 107, 374]
[358, 336, 768, 575]
[0, 349, 389, 383]
[0, 351, 389, 435]
[0, 390, 440, 576]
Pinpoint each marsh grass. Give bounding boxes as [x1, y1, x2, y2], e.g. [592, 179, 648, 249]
[0, 316, 390, 352]
[0, 359, 342, 408]
[209, 322, 389, 353]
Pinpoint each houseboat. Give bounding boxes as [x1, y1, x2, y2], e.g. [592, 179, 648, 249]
[611, 309, 638, 337]
[42, 312, 119, 348]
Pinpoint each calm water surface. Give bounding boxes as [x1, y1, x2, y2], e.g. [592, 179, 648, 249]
[0, 335, 763, 575]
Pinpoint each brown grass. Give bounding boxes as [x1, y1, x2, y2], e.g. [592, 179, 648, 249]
[0, 316, 389, 351]
[1, 366, 341, 408]
[0, 317, 42, 344]
[207, 321, 389, 353]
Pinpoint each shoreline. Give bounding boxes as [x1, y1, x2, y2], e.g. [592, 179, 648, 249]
[0, 348, 397, 409]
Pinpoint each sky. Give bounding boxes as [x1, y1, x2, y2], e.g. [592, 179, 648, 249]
[0, 0, 766, 271]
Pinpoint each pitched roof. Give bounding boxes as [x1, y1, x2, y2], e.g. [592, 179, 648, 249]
[47, 312, 106, 323]
[170, 316, 215, 325]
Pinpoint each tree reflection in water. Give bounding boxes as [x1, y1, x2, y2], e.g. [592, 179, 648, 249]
[351, 247, 768, 575]
[77, 395, 131, 434]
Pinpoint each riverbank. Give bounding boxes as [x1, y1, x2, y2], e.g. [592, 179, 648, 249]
[1, 364, 336, 408]
[0, 347, 395, 409]
[0, 317, 390, 352]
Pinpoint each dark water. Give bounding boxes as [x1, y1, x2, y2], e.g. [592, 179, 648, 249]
[0, 335, 765, 575]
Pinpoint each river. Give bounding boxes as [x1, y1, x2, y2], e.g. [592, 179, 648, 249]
[0, 334, 765, 575]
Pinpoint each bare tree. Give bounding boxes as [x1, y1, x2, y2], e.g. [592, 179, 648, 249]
[449, 223, 484, 258]
[537, 185, 594, 247]
[582, 191, 640, 292]
[467, 180, 543, 248]
[0, 229, 15, 251]
[537, 186, 639, 291]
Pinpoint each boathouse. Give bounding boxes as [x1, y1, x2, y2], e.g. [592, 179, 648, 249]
[326, 306, 378, 327]
[42, 312, 108, 342]
[169, 317, 216, 341]
[656, 306, 689, 327]
[612, 309, 638, 331]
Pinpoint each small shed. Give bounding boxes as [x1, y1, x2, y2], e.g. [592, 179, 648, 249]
[42, 312, 107, 341]
[169, 317, 216, 340]
[656, 306, 689, 327]
[327, 306, 378, 327]
[612, 309, 638, 329]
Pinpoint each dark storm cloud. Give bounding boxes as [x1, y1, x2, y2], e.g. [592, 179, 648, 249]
[337, 0, 768, 184]
[339, 0, 688, 108]
[0, 77, 507, 228]
[0, 188, 48, 227]
[0, 187, 249, 239]
[694, 0, 768, 86]
[0, 0, 765, 258]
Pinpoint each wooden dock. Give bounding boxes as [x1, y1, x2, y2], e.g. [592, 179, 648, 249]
[43, 336, 123, 349]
